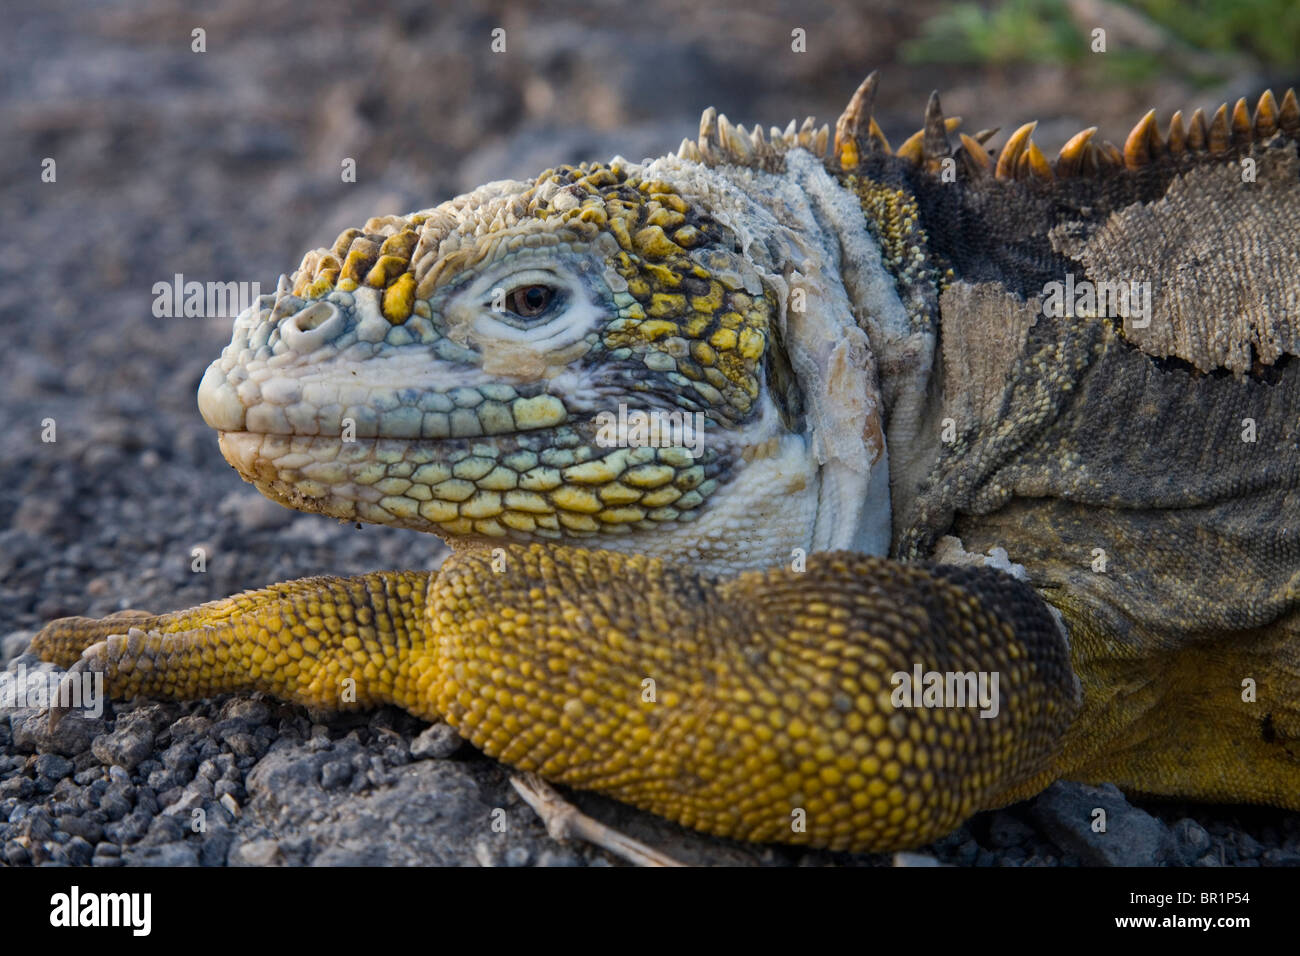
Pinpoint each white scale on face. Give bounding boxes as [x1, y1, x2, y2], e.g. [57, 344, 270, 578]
[632, 148, 908, 564]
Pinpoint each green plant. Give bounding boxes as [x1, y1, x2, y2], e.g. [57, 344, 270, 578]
[1128, 0, 1300, 70]
[904, 0, 1300, 80]
[903, 0, 1084, 67]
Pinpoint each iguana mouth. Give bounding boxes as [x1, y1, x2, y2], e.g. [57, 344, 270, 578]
[214, 424, 724, 541]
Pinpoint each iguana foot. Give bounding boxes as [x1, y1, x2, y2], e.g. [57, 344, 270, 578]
[32, 570, 436, 722]
[34, 608, 155, 729]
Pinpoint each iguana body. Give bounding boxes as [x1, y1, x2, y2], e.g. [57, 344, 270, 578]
[35, 74, 1300, 853]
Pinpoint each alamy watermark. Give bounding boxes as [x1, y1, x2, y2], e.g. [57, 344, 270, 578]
[1041, 272, 1151, 328]
[152, 273, 263, 318]
[594, 404, 705, 458]
[49, 886, 151, 936]
[890, 665, 1000, 718]
[0, 664, 104, 719]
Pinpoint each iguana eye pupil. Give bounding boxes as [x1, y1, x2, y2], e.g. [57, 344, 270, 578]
[508, 285, 554, 318]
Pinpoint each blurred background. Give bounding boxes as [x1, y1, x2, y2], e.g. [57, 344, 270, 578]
[1, 0, 1298, 633]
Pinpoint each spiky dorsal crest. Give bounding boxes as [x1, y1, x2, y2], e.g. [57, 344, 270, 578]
[677, 106, 829, 171]
[682, 70, 1300, 185]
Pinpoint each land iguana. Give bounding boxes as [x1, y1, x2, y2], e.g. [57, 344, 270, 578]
[33, 73, 1300, 855]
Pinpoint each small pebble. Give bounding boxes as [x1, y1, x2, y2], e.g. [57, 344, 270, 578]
[410, 722, 462, 760]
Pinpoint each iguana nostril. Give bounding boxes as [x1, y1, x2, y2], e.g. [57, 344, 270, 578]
[296, 302, 333, 330]
[281, 300, 343, 352]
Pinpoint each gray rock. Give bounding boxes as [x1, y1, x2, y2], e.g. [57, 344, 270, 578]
[185, 775, 215, 800]
[162, 789, 205, 818]
[169, 715, 212, 738]
[213, 778, 243, 801]
[125, 843, 200, 866]
[0, 776, 33, 799]
[218, 793, 241, 819]
[1172, 818, 1212, 865]
[220, 490, 297, 532]
[1232, 831, 1262, 861]
[246, 744, 518, 865]
[135, 787, 161, 816]
[58, 813, 104, 844]
[410, 721, 463, 760]
[5, 841, 31, 865]
[91, 725, 155, 771]
[72, 767, 104, 786]
[0, 754, 24, 774]
[893, 851, 944, 866]
[51, 777, 80, 803]
[7, 712, 40, 754]
[310, 845, 388, 866]
[2, 632, 33, 665]
[99, 791, 132, 822]
[11, 709, 105, 756]
[1030, 782, 1175, 866]
[503, 845, 532, 867]
[21, 808, 54, 842]
[229, 838, 284, 866]
[536, 849, 584, 867]
[1262, 848, 1300, 865]
[142, 813, 187, 845]
[160, 742, 198, 778]
[986, 810, 1036, 849]
[282, 515, 340, 547]
[147, 768, 178, 792]
[200, 825, 236, 866]
[63, 835, 94, 865]
[220, 697, 272, 725]
[104, 808, 150, 845]
[224, 733, 262, 758]
[320, 760, 352, 790]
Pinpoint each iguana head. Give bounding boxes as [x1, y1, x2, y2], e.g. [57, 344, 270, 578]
[198, 145, 895, 572]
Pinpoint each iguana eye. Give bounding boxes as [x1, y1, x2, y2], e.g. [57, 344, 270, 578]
[506, 284, 556, 318]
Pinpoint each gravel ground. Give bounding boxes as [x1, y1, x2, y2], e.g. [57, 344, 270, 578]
[1, 0, 1297, 866]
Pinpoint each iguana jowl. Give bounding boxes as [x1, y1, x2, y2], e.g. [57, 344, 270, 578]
[35, 74, 1300, 853]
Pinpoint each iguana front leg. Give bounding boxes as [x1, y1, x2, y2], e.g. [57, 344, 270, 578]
[32, 545, 1079, 852]
[34, 571, 434, 718]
